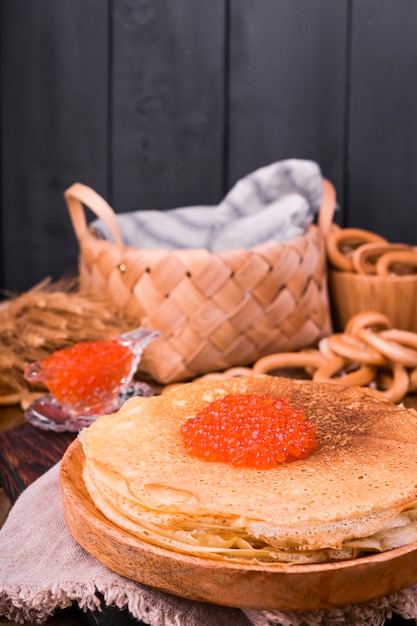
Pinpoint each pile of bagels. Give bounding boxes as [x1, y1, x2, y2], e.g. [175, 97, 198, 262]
[253, 311, 417, 404]
[325, 226, 417, 276]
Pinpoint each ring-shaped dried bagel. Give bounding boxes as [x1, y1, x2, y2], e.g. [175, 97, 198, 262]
[164, 366, 254, 392]
[374, 370, 394, 392]
[302, 348, 333, 377]
[326, 333, 388, 366]
[379, 329, 417, 352]
[317, 337, 339, 360]
[326, 228, 387, 272]
[345, 311, 392, 336]
[252, 351, 327, 376]
[376, 249, 417, 276]
[313, 356, 377, 387]
[356, 328, 417, 368]
[409, 367, 417, 393]
[371, 362, 410, 404]
[218, 367, 254, 378]
[201, 367, 254, 380]
[351, 242, 410, 275]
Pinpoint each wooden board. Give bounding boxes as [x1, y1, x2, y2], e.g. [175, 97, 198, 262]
[348, 0, 417, 242]
[112, 0, 226, 212]
[227, 0, 348, 197]
[0, 0, 110, 293]
[0, 421, 75, 502]
[60, 438, 417, 612]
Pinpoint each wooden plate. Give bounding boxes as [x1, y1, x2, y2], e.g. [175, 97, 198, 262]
[60, 439, 417, 611]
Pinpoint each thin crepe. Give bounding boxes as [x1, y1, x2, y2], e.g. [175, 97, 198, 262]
[79, 375, 417, 561]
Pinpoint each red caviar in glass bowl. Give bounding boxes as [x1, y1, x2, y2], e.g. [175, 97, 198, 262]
[181, 393, 318, 469]
[24, 328, 160, 417]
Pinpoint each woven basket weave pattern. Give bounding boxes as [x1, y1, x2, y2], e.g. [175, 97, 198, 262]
[66, 181, 335, 384]
[77, 229, 330, 383]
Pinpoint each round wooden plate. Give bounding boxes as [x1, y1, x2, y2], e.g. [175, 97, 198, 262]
[60, 439, 417, 611]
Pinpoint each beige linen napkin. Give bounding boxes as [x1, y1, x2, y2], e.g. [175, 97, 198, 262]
[1, 463, 417, 626]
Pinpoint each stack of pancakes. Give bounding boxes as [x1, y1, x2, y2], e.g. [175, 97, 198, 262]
[79, 375, 417, 564]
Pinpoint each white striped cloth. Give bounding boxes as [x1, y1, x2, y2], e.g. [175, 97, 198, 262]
[92, 159, 323, 250]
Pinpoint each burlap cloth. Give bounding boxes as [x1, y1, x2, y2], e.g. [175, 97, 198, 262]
[1, 464, 417, 625]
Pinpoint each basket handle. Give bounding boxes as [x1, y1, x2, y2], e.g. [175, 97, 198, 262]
[318, 178, 337, 237]
[64, 183, 123, 245]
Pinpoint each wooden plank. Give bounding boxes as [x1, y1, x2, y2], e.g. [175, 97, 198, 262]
[348, 0, 417, 241]
[0, 422, 75, 502]
[0, 1, 109, 293]
[227, 0, 348, 211]
[111, 0, 227, 213]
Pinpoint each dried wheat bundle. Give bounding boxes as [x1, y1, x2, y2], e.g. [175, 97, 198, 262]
[0, 277, 132, 402]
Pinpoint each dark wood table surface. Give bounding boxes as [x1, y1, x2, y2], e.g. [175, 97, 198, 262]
[1, 397, 417, 626]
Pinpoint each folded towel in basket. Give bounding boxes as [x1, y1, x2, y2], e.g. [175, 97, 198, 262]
[91, 159, 323, 251]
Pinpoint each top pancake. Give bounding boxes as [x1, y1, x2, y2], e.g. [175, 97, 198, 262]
[80, 375, 417, 551]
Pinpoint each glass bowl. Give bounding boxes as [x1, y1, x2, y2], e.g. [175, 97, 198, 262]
[23, 327, 160, 430]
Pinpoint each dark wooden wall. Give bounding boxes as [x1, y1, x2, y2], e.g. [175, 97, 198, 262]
[1, 0, 417, 294]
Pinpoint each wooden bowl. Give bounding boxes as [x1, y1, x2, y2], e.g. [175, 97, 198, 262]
[329, 269, 417, 332]
[60, 439, 417, 612]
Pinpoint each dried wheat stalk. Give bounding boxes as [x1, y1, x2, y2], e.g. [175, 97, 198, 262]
[0, 277, 133, 400]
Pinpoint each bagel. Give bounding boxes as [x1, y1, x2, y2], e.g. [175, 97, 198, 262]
[326, 228, 387, 272]
[376, 249, 417, 276]
[351, 243, 410, 275]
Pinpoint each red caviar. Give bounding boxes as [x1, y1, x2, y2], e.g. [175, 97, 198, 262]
[27, 339, 133, 408]
[180, 394, 318, 469]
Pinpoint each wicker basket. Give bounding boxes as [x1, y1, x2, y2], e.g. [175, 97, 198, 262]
[329, 270, 417, 333]
[64, 180, 336, 384]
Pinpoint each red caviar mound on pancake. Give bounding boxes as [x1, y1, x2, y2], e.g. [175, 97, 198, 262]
[181, 394, 318, 468]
